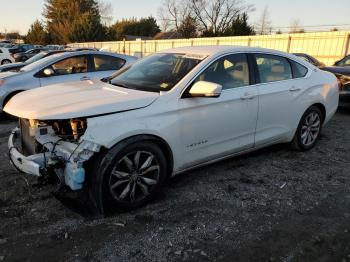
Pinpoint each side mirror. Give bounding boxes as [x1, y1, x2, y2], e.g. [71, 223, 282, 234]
[43, 68, 54, 77]
[189, 81, 222, 98]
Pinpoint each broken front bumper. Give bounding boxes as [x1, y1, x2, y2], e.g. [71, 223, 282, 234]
[8, 127, 101, 190]
[8, 128, 44, 176]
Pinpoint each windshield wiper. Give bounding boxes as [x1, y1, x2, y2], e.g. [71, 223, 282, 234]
[112, 82, 130, 89]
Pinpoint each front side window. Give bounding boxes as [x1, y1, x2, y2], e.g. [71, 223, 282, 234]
[94, 55, 125, 71]
[110, 53, 204, 92]
[51, 56, 88, 75]
[255, 54, 292, 83]
[193, 53, 250, 90]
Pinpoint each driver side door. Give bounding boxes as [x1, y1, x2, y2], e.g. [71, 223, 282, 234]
[178, 53, 259, 169]
[38, 55, 91, 87]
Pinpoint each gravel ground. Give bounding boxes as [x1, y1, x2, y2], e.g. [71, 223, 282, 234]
[0, 109, 350, 262]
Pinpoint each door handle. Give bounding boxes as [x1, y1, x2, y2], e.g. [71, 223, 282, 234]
[289, 86, 301, 92]
[80, 76, 91, 81]
[240, 93, 256, 100]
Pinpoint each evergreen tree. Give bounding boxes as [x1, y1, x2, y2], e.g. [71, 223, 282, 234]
[25, 20, 50, 45]
[43, 0, 105, 44]
[224, 13, 255, 36]
[112, 17, 160, 40]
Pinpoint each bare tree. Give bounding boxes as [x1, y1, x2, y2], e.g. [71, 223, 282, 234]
[189, 0, 254, 36]
[289, 19, 304, 33]
[255, 6, 272, 35]
[158, 0, 191, 32]
[98, 1, 114, 26]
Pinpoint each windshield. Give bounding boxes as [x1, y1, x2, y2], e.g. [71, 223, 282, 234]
[20, 53, 64, 72]
[25, 52, 47, 64]
[109, 53, 205, 92]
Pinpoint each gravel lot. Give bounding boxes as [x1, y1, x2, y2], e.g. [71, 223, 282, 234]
[0, 109, 350, 262]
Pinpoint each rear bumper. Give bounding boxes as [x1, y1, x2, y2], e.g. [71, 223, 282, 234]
[8, 128, 44, 176]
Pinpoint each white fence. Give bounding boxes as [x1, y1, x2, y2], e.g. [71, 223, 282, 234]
[70, 31, 350, 66]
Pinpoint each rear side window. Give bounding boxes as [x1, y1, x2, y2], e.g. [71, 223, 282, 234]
[290, 60, 308, 78]
[93, 55, 125, 72]
[255, 54, 292, 83]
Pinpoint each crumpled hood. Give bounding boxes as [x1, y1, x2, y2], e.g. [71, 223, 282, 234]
[4, 80, 159, 120]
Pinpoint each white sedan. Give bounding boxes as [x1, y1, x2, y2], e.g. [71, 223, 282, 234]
[0, 47, 15, 65]
[5, 46, 339, 213]
[0, 51, 137, 113]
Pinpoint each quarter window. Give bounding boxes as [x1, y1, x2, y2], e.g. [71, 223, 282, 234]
[255, 54, 292, 83]
[194, 53, 250, 90]
[291, 60, 308, 78]
[51, 56, 88, 75]
[93, 55, 126, 71]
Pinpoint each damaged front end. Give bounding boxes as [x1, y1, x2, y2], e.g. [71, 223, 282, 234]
[9, 118, 101, 190]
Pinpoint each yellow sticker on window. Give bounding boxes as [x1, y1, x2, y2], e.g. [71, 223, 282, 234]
[160, 83, 169, 89]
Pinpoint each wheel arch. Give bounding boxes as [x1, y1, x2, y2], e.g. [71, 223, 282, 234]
[108, 134, 174, 177]
[311, 102, 326, 123]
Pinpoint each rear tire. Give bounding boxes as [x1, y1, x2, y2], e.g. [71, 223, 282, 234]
[88, 140, 167, 214]
[291, 106, 323, 151]
[1, 59, 11, 65]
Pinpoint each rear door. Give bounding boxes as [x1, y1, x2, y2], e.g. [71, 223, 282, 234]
[253, 53, 308, 145]
[38, 55, 91, 87]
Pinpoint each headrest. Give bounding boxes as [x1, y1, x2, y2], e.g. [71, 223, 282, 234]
[271, 64, 284, 73]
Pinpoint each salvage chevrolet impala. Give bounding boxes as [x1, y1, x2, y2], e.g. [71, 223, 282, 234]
[5, 46, 339, 213]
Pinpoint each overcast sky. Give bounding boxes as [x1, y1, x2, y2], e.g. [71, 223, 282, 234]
[1, 0, 349, 34]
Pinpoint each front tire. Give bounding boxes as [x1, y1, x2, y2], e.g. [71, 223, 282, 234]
[291, 106, 323, 151]
[90, 141, 167, 213]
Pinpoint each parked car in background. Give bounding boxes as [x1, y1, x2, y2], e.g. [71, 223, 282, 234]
[8, 44, 35, 55]
[65, 47, 99, 52]
[334, 54, 350, 67]
[0, 43, 15, 49]
[0, 51, 137, 112]
[4, 46, 338, 213]
[13, 48, 44, 62]
[293, 53, 326, 67]
[45, 45, 65, 51]
[0, 50, 67, 73]
[0, 48, 15, 65]
[293, 53, 350, 107]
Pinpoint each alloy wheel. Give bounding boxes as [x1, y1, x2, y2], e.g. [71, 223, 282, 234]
[300, 111, 321, 146]
[109, 151, 160, 203]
